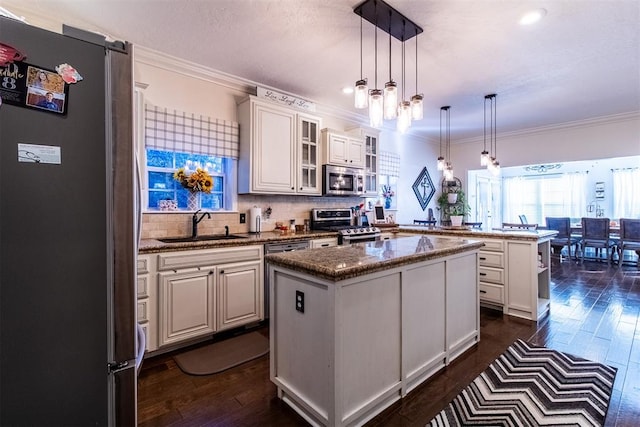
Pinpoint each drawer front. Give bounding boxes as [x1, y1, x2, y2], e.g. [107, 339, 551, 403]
[137, 257, 149, 274]
[157, 245, 263, 271]
[137, 298, 149, 323]
[479, 282, 504, 304]
[482, 239, 504, 252]
[479, 266, 504, 285]
[479, 251, 504, 268]
[137, 276, 149, 298]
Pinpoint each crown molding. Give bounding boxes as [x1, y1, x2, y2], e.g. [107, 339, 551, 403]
[457, 110, 640, 145]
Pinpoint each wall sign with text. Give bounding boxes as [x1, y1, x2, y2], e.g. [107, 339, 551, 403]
[0, 61, 69, 115]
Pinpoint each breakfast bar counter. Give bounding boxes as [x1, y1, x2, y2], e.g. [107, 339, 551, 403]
[265, 235, 483, 427]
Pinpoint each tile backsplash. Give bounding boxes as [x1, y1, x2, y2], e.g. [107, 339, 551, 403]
[140, 194, 363, 240]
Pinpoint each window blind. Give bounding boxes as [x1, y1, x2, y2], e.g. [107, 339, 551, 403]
[144, 104, 239, 159]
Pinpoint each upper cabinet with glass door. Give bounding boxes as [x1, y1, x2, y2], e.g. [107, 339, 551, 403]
[348, 127, 379, 196]
[297, 113, 321, 194]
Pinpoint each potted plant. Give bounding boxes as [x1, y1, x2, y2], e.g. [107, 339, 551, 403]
[437, 189, 471, 226]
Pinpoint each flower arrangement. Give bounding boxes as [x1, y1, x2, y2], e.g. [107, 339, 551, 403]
[173, 167, 213, 193]
[381, 185, 395, 199]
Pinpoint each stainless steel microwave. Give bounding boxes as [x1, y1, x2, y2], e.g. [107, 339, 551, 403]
[322, 164, 364, 196]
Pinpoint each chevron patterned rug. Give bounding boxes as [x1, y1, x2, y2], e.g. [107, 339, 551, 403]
[428, 339, 617, 426]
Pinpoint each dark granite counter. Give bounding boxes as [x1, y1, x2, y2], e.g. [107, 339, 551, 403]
[139, 230, 337, 254]
[265, 234, 484, 281]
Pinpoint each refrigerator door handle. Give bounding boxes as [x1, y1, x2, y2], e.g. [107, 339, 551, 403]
[108, 360, 130, 374]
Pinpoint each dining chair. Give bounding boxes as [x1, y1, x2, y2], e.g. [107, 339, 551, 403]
[618, 218, 640, 266]
[580, 217, 618, 263]
[546, 217, 581, 260]
[503, 222, 538, 230]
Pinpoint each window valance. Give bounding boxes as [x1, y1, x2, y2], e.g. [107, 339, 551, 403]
[144, 104, 239, 159]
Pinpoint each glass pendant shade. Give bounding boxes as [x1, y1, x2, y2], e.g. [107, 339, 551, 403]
[410, 94, 423, 120]
[480, 150, 490, 166]
[444, 164, 454, 181]
[354, 79, 368, 109]
[369, 89, 384, 128]
[397, 100, 412, 133]
[383, 81, 398, 119]
[437, 156, 445, 171]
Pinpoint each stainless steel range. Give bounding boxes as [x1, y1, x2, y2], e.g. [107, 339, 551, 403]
[310, 208, 381, 244]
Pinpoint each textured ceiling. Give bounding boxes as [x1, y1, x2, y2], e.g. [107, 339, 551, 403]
[3, 0, 639, 141]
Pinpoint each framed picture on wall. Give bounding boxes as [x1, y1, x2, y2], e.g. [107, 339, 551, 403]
[595, 182, 605, 200]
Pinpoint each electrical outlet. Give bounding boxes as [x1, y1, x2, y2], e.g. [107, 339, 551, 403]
[239, 213, 246, 223]
[295, 290, 304, 313]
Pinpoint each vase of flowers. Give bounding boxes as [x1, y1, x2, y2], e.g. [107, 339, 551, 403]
[381, 185, 394, 209]
[173, 167, 213, 210]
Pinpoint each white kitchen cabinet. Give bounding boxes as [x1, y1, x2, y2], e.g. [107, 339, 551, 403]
[506, 239, 551, 321]
[217, 260, 263, 331]
[349, 127, 379, 195]
[238, 96, 322, 195]
[478, 238, 505, 308]
[158, 267, 217, 346]
[321, 128, 365, 168]
[310, 237, 338, 248]
[136, 254, 157, 352]
[154, 245, 264, 349]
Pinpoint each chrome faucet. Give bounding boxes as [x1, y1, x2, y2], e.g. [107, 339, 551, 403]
[192, 209, 211, 238]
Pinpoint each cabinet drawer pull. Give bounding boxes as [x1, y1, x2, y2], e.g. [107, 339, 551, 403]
[480, 290, 487, 294]
[479, 272, 487, 276]
[321, 243, 329, 247]
[479, 257, 487, 260]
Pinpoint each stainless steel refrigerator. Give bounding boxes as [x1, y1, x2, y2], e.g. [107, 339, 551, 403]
[0, 16, 138, 426]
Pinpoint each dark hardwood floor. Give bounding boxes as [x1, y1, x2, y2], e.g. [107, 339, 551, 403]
[138, 255, 640, 426]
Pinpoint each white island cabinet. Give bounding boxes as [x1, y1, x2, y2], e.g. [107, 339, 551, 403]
[266, 235, 482, 427]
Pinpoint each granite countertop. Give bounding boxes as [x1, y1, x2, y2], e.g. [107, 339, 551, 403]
[398, 225, 558, 241]
[139, 230, 337, 253]
[265, 234, 484, 282]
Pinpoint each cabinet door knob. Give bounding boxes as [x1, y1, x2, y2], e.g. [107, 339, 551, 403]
[300, 187, 303, 190]
[219, 270, 224, 274]
[291, 187, 294, 190]
[209, 270, 214, 275]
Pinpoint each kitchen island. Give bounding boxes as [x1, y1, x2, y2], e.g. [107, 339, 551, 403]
[265, 235, 483, 427]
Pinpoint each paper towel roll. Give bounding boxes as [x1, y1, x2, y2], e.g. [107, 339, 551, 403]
[249, 206, 262, 233]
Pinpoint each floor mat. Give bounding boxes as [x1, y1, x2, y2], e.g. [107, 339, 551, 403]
[174, 332, 269, 376]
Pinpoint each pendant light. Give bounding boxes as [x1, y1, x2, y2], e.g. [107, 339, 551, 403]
[397, 30, 412, 134]
[410, 29, 423, 120]
[480, 94, 493, 166]
[441, 106, 454, 181]
[484, 93, 500, 175]
[354, 15, 368, 109]
[437, 106, 447, 171]
[368, 3, 383, 128]
[383, 17, 398, 120]
[353, 0, 423, 131]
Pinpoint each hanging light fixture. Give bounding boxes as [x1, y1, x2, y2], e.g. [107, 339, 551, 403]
[383, 15, 398, 120]
[368, 4, 383, 128]
[354, 15, 368, 109]
[480, 94, 493, 166]
[354, 0, 423, 131]
[397, 26, 412, 134]
[442, 106, 454, 180]
[410, 28, 423, 120]
[484, 93, 500, 175]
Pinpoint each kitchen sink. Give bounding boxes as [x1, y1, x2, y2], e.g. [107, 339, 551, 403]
[158, 234, 247, 243]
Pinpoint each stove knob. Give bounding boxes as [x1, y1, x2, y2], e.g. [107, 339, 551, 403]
[346, 229, 351, 233]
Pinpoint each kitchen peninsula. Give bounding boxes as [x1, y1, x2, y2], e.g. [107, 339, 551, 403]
[265, 235, 483, 427]
[400, 226, 558, 322]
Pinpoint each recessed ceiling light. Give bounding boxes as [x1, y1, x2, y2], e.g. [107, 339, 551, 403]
[519, 8, 547, 25]
[342, 86, 354, 95]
